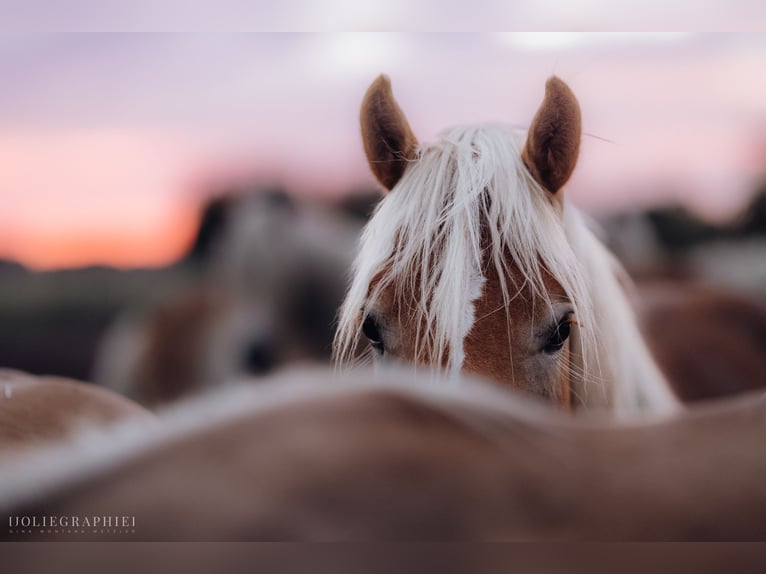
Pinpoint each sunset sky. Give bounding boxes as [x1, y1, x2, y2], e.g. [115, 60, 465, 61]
[1, 33, 766, 269]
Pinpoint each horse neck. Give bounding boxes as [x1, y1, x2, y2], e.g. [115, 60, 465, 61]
[563, 206, 679, 415]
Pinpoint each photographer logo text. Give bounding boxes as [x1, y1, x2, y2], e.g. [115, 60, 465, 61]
[8, 514, 136, 536]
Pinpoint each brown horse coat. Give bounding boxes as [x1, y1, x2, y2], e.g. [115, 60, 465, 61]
[0, 370, 153, 454]
[636, 282, 766, 402]
[2, 368, 764, 540]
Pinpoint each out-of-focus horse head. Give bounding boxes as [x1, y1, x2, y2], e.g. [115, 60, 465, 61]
[96, 190, 361, 407]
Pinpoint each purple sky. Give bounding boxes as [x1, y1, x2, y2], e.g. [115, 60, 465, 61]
[4, 2, 766, 31]
[1, 33, 766, 268]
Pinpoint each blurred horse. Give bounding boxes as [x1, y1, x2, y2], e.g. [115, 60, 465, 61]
[600, 213, 766, 401]
[0, 369, 152, 453]
[636, 282, 766, 402]
[335, 75, 678, 414]
[94, 190, 360, 407]
[1, 367, 764, 540]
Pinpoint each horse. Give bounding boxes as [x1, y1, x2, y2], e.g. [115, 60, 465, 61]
[94, 189, 360, 407]
[0, 369, 153, 453]
[635, 281, 766, 402]
[1, 367, 764, 540]
[334, 74, 679, 415]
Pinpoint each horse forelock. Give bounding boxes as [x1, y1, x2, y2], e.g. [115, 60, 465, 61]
[334, 124, 597, 382]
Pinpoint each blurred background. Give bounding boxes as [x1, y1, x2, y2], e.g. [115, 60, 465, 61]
[1, 33, 765, 405]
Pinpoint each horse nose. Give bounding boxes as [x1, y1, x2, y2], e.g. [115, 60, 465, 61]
[242, 337, 277, 375]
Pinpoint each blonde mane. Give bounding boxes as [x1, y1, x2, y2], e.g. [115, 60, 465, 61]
[335, 124, 678, 414]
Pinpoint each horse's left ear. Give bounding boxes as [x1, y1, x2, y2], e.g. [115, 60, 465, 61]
[522, 76, 582, 194]
[360, 75, 419, 192]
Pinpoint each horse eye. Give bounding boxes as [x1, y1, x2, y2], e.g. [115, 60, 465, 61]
[362, 315, 384, 353]
[544, 314, 573, 354]
[243, 338, 276, 375]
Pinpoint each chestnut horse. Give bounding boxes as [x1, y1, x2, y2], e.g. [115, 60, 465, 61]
[335, 75, 678, 415]
[0, 370, 153, 453]
[94, 191, 359, 408]
[1, 368, 764, 540]
[636, 282, 766, 402]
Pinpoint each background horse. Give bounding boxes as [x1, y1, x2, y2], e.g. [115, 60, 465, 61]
[635, 282, 766, 402]
[335, 75, 678, 414]
[1, 367, 764, 540]
[0, 370, 152, 453]
[94, 190, 360, 407]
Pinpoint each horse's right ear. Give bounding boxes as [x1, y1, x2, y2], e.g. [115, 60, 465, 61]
[522, 76, 582, 195]
[360, 75, 418, 192]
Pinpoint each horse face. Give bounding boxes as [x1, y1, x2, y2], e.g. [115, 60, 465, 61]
[362, 261, 576, 406]
[339, 74, 583, 408]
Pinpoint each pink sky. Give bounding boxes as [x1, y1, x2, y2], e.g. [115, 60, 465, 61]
[1, 33, 766, 269]
[4, 2, 766, 32]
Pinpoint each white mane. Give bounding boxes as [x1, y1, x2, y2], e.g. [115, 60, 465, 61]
[0, 365, 677, 510]
[334, 124, 678, 414]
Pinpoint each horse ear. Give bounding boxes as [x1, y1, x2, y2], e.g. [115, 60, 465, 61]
[360, 75, 418, 192]
[522, 76, 582, 194]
